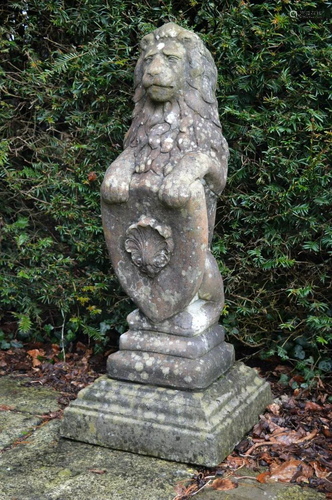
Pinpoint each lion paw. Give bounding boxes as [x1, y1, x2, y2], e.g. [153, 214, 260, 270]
[101, 177, 130, 204]
[158, 177, 191, 208]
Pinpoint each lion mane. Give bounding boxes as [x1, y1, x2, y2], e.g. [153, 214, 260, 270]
[123, 23, 229, 178]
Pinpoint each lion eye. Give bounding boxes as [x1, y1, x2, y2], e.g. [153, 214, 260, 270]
[167, 56, 179, 63]
[144, 56, 153, 63]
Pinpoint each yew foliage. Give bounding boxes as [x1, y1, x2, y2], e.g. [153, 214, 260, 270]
[1, 1, 331, 369]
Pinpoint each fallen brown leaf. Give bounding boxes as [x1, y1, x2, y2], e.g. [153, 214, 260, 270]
[311, 462, 331, 479]
[252, 418, 269, 438]
[256, 471, 271, 483]
[294, 428, 318, 444]
[290, 375, 305, 385]
[225, 456, 245, 469]
[314, 478, 332, 494]
[267, 403, 281, 415]
[27, 349, 45, 358]
[317, 378, 325, 390]
[76, 341, 88, 351]
[257, 460, 313, 484]
[274, 429, 305, 446]
[0, 404, 15, 411]
[209, 478, 237, 490]
[70, 381, 85, 389]
[39, 411, 63, 421]
[51, 344, 60, 356]
[273, 365, 292, 374]
[88, 469, 107, 474]
[174, 483, 186, 497]
[305, 401, 323, 412]
[292, 463, 314, 484]
[259, 452, 274, 465]
[27, 349, 45, 367]
[322, 426, 332, 438]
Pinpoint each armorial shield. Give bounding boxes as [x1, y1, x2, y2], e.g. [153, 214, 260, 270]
[101, 178, 208, 323]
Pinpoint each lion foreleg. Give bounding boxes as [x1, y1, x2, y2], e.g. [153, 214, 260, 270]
[158, 152, 227, 208]
[101, 149, 136, 204]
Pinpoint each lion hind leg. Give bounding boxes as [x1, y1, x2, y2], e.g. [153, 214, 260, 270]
[198, 251, 224, 314]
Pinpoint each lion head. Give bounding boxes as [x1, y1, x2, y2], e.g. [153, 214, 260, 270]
[124, 23, 229, 177]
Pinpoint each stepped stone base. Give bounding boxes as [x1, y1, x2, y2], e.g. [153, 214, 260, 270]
[107, 322, 235, 390]
[61, 362, 272, 466]
[107, 341, 235, 390]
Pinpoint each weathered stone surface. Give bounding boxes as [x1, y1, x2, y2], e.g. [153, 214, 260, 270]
[0, 376, 60, 414]
[100, 22, 228, 337]
[199, 480, 324, 500]
[61, 22, 272, 466]
[0, 420, 191, 500]
[127, 298, 222, 336]
[60, 362, 272, 466]
[107, 340, 234, 389]
[120, 323, 225, 358]
[0, 411, 41, 449]
[0, 377, 322, 500]
[100, 22, 232, 389]
[0, 375, 61, 451]
[102, 180, 213, 323]
[0, 377, 191, 500]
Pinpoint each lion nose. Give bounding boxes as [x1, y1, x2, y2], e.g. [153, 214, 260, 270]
[147, 55, 163, 76]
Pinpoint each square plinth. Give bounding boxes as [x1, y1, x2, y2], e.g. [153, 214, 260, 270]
[60, 362, 272, 466]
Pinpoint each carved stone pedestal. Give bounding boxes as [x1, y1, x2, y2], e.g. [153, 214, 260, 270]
[60, 362, 272, 466]
[107, 303, 234, 390]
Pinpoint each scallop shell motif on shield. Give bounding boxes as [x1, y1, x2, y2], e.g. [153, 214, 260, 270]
[124, 216, 174, 278]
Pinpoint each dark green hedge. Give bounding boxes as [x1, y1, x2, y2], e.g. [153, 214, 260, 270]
[1, 1, 331, 374]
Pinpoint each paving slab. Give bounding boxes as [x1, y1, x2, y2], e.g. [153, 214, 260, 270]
[0, 376, 325, 500]
[0, 419, 191, 499]
[0, 376, 60, 414]
[0, 411, 42, 448]
[198, 480, 324, 500]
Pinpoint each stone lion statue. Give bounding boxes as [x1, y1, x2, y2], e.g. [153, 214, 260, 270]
[101, 22, 229, 321]
[61, 22, 270, 458]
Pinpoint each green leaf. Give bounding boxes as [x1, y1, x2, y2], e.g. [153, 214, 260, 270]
[279, 374, 289, 386]
[1, 340, 11, 350]
[294, 344, 306, 360]
[18, 315, 32, 334]
[318, 360, 332, 372]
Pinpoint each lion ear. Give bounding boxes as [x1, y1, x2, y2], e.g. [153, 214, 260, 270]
[140, 33, 154, 50]
[178, 32, 196, 46]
